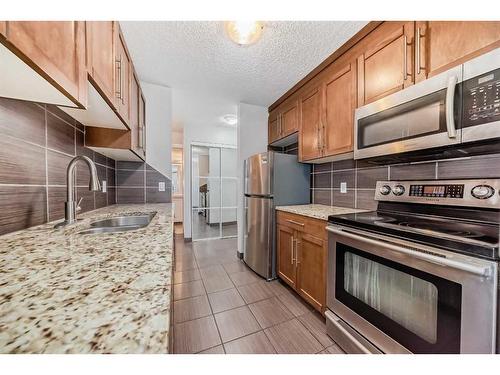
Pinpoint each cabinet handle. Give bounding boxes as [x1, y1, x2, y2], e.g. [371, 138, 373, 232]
[316, 125, 321, 151]
[415, 27, 425, 75]
[115, 56, 122, 100]
[403, 35, 411, 81]
[138, 126, 143, 149]
[322, 124, 326, 153]
[290, 237, 295, 265]
[295, 240, 301, 265]
[286, 219, 304, 227]
[279, 113, 283, 135]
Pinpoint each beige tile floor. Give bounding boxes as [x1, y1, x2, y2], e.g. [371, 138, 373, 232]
[172, 237, 345, 354]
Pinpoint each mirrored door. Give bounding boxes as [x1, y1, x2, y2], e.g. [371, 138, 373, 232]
[191, 144, 238, 241]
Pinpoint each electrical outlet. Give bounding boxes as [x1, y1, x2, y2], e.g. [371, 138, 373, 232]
[340, 182, 347, 193]
[159, 181, 166, 192]
[102, 180, 107, 193]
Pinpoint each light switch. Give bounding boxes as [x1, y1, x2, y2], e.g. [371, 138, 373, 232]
[340, 182, 347, 193]
[102, 180, 107, 193]
[159, 181, 166, 192]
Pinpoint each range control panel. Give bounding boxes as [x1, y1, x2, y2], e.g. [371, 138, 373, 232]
[374, 179, 500, 209]
[463, 67, 500, 127]
[409, 184, 464, 198]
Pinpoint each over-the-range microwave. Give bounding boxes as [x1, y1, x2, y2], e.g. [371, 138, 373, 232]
[354, 47, 500, 160]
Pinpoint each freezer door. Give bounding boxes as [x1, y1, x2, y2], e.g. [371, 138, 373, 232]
[245, 152, 273, 196]
[243, 196, 273, 279]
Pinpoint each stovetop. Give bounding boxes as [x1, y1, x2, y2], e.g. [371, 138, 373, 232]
[328, 208, 500, 260]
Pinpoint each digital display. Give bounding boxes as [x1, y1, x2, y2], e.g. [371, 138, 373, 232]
[410, 184, 464, 198]
[423, 185, 445, 195]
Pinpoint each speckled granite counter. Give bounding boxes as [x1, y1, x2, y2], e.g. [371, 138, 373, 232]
[0, 204, 173, 354]
[276, 204, 367, 221]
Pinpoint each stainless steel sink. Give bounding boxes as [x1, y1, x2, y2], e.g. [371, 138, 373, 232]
[77, 212, 156, 235]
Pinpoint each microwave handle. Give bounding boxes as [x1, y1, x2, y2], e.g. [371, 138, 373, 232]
[327, 226, 492, 277]
[445, 75, 458, 138]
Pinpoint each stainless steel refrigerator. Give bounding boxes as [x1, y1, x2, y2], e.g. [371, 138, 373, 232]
[243, 151, 310, 280]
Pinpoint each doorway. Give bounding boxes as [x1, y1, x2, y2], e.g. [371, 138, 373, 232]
[190, 143, 237, 241]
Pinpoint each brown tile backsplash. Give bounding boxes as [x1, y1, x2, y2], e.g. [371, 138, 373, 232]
[0, 96, 117, 236]
[310, 147, 500, 210]
[115, 161, 171, 204]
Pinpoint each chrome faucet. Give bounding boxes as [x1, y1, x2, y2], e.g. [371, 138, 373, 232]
[54, 155, 101, 228]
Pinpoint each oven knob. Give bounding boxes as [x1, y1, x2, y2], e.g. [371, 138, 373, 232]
[471, 185, 495, 199]
[393, 185, 405, 196]
[379, 185, 391, 195]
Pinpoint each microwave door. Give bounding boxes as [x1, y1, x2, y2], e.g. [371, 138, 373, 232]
[354, 65, 463, 160]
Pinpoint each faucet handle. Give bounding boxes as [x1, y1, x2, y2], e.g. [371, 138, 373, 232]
[76, 197, 83, 212]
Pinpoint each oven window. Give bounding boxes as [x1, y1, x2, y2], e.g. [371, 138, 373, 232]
[336, 244, 462, 353]
[357, 89, 447, 149]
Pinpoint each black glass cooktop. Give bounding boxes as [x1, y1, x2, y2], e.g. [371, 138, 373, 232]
[328, 210, 500, 260]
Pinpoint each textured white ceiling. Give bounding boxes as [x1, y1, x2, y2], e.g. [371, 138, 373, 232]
[120, 21, 367, 106]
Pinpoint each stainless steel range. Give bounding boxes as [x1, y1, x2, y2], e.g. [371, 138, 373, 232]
[326, 179, 500, 354]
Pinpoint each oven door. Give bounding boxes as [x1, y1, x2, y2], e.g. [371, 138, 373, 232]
[354, 65, 462, 160]
[326, 225, 497, 354]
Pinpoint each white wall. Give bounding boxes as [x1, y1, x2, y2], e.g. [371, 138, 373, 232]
[237, 103, 269, 254]
[141, 81, 172, 178]
[173, 88, 237, 239]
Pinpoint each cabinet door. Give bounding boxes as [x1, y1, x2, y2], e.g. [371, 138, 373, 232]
[299, 85, 323, 161]
[277, 224, 297, 289]
[130, 73, 140, 154]
[115, 29, 131, 124]
[415, 21, 500, 83]
[6, 21, 87, 108]
[268, 109, 280, 144]
[296, 232, 326, 312]
[322, 60, 356, 157]
[357, 22, 414, 106]
[281, 98, 299, 136]
[87, 21, 115, 106]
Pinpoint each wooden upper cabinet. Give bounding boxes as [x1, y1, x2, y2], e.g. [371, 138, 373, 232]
[0, 22, 6, 37]
[299, 85, 322, 161]
[357, 21, 414, 107]
[5, 21, 87, 108]
[277, 224, 297, 289]
[281, 98, 299, 136]
[322, 59, 356, 157]
[87, 21, 115, 106]
[268, 109, 280, 144]
[415, 21, 500, 83]
[297, 232, 326, 312]
[115, 28, 131, 124]
[130, 72, 140, 154]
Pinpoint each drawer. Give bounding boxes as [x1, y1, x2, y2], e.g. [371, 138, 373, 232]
[276, 210, 327, 239]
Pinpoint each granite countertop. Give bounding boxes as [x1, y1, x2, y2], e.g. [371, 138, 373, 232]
[0, 203, 173, 354]
[276, 204, 367, 221]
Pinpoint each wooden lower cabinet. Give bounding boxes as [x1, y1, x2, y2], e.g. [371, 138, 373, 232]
[296, 232, 326, 312]
[277, 224, 297, 288]
[276, 211, 327, 313]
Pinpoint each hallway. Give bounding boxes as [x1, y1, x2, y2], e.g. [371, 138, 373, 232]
[172, 237, 345, 354]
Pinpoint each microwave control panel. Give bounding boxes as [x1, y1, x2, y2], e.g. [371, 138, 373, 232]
[463, 67, 500, 127]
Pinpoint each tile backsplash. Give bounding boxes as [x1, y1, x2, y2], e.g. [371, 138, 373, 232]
[0, 96, 171, 236]
[311, 150, 500, 211]
[116, 161, 172, 204]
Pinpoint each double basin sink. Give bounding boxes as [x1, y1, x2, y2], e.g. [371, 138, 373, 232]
[78, 212, 156, 235]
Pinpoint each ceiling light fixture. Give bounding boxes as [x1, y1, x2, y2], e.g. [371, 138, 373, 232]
[222, 114, 238, 126]
[224, 21, 264, 46]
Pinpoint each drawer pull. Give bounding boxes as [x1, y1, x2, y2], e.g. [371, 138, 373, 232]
[286, 219, 305, 226]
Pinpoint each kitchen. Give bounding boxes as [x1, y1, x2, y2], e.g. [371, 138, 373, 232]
[1, 0, 500, 373]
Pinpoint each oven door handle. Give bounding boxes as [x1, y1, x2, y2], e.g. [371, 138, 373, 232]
[445, 75, 458, 138]
[327, 227, 492, 278]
